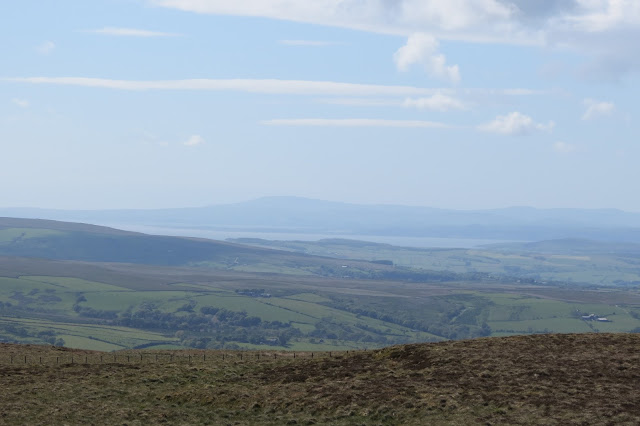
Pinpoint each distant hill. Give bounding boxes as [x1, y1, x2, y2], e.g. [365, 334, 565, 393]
[3, 196, 640, 243]
[0, 217, 141, 236]
[0, 217, 458, 283]
[2, 333, 640, 425]
[0, 217, 321, 266]
[484, 238, 640, 256]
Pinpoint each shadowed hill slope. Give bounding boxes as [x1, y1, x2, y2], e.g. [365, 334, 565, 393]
[0, 217, 462, 283]
[1, 333, 639, 425]
[0, 217, 306, 266]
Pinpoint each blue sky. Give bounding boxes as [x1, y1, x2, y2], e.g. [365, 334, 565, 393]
[1, 0, 639, 211]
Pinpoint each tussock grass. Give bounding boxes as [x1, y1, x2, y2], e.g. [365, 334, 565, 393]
[1, 333, 640, 424]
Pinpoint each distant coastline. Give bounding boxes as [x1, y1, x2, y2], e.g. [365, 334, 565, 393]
[101, 223, 524, 249]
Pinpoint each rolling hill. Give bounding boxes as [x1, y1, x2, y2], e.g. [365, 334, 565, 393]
[4, 217, 640, 352]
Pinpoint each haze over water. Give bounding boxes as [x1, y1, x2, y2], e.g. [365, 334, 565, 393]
[107, 224, 521, 249]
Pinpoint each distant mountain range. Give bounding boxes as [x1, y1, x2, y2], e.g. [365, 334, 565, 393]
[3, 196, 640, 243]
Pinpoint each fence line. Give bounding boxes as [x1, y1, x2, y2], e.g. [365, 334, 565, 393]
[0, 349, 364, 366]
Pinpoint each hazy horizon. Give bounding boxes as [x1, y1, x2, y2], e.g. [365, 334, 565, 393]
[2, 1, 639, 212]
[4, 194, 640, 214]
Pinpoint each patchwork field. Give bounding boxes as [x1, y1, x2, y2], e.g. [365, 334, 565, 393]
[3, 219, 640, 353]
[3, 263, 640, 352]
[231, 238, 640, 286]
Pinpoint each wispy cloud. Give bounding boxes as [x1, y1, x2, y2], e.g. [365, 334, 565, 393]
[279, 40, 341, 46]
[4, 77, 542, 98]
[403, 94, 466, 111]
[478, 112, 554, 135]
[4, 77, 441, 96]
[83, 27, 183, 37]
[147, 0, 516, 40]
[394, 33, 460, 84]
[36, 41, 55, 55]
[183, 134, 205, 146]
[315, 98, 401, 107]
[261, 118, 449, 128]
[582, 98, 615, 120]
[11, 98, 29, 108]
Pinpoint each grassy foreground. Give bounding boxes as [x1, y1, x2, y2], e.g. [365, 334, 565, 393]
[1, 333, 640, 425]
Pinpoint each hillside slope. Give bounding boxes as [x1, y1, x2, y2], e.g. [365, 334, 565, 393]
[0, 333, 638, 425]
[0, 217, 307, 266]
[0, 217, 465, 284]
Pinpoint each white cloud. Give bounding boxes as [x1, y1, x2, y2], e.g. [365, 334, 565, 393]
[11, 98, 29, 108]
[403, 93, 466, 111]
[148, 0, 640, 76]
[36, 41, 55, 55]
[394, 33, 461, 84]
[84, 27, 183, 37]
[315, 98, 401, 107]
[559, 0, 640, 33]
[5, 77, 541, 97]
[279, 40, 340, 46]
[317, 94, 467, 111]
[261, 118, 449, 128]
[5, 77, 438, 96]
[148, 0, 515, 40]
[183, 134, 205, 146]
[553, 141, 577, 153]
[582, 98, 615, 120]
[478, 111, 554, 135]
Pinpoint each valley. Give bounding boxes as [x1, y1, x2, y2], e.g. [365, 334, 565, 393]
[2, 218, 640, 352]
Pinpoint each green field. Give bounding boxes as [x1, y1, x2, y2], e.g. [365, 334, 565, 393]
[0, 317, 178, 350]
[3, 266, 640, 352]
[3, 219, 640, 352]
[231, 238, 640, 286]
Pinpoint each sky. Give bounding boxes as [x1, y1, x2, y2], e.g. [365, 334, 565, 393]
[1, 0, 639, 211]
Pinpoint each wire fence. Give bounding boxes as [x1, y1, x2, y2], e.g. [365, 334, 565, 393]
[0, 349, 365, 366]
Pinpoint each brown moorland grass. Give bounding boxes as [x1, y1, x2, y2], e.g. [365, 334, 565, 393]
[1, 333, 639, 425]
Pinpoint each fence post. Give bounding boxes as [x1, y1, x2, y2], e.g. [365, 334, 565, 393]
[100, 355, 103, 363]
[10, 355, 13, 364]
[71, 356, 74, 364]
[311, 352, 314, 358]
[56, 357, 59, 365]
[127, 355, 130, 363]
[293, 352, 296, 359]
[24, 355, 27, 364]
[329, 352, 332, 358]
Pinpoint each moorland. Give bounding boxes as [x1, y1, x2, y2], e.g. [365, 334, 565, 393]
[1, 333, 639, 425]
